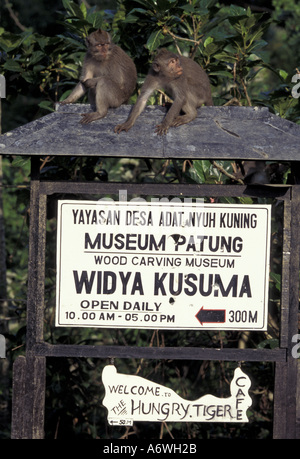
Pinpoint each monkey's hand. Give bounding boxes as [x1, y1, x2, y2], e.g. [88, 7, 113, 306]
[155, 123, 169, 136]
[59, 98, 71, 105]
[80, 112, 103, 124]
[83, 78, 97, 89]
[114, 122, 132, 134]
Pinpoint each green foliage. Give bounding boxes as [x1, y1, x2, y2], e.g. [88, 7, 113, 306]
[1, 0, 299, 129]
[271, 0, 300, 73]
[0, 2, 115, 129]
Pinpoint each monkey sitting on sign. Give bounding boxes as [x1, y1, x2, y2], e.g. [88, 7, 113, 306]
[114, 48, 213, 135]
[60, 29, 137, 124]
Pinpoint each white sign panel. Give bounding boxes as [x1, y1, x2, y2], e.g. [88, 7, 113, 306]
[102, 365, 252, 425]
[56, 200, 271, 330]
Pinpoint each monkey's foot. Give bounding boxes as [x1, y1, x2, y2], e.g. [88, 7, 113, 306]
[114, 123, 131, 134]
[80, 112, 103, 124]
[155, 124, 169, 136]
[170, 117, 184, 127]
[171, 115, 195, 127]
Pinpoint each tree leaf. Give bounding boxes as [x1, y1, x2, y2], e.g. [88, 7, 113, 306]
[3, 59, 23, 72]
[146, 30, 165, 52]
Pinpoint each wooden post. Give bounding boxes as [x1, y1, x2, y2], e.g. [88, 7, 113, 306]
[273, 186, 300, 438]
[11, 355, 46, 439]
[11, 157, 47, 439]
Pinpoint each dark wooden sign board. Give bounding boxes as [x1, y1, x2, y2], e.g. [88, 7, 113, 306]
[1, 105, 299, 438]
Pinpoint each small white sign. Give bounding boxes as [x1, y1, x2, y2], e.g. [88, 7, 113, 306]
[102, 365, 252, 425]
[56, 200, 271, 330]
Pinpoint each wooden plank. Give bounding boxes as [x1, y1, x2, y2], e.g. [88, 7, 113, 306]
[39, 180, 292, 201]
[285, 186, 300, 438]
[273, 362, 288, 438]
[26, 158, 47, 351]
[11, 356, 26, 439]
[29, 356, 46, 439]
[11, 160, 47, 439]
[34, 342, 287, 361]
[11, 356, 46, 439]
[275, 186, 300, 439]
[22, 356, 46, 439]
[280, 197, 292, 348]
[1, 105, 300, 160]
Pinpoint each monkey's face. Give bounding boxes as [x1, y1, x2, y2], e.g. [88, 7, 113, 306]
[93, 42, 112, 60]
[167, 57, 183, 78]
[86, 30, 112, 61]
[153, 55, 183, 79]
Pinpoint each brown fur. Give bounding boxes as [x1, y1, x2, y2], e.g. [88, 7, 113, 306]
[114, 48, 213, 135]
[61, 29, 137, 124]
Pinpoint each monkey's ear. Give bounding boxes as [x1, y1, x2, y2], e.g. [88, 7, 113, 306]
[152, 62, 160, 73]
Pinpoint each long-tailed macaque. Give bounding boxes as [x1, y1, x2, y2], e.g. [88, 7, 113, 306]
[60, 29, 137, 124]
[114, 48, 213, 135]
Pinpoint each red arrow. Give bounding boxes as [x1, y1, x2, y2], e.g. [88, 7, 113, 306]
[196, 307, 226, 325]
